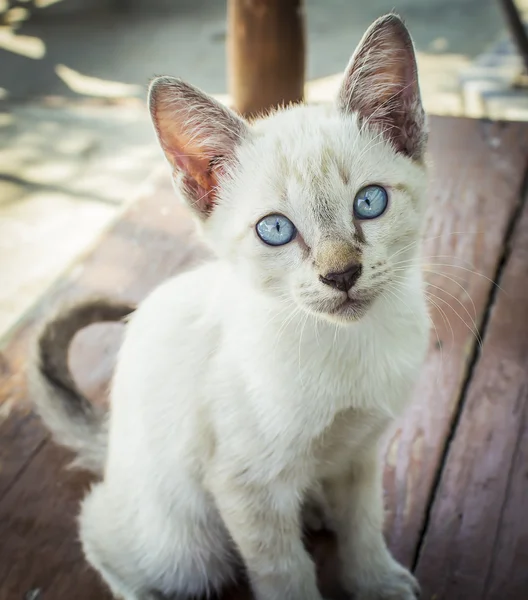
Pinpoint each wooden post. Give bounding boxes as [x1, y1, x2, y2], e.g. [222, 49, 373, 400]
[497, 0, 528, 74]
[227, 0, 306, 118]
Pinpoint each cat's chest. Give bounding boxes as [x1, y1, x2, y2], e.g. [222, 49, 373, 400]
[263, 316, 422, 410]
[312, 408, 389, 476]
[223, 292, 428, 446]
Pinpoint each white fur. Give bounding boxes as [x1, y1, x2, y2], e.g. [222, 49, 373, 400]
[78, 15, 430, 600]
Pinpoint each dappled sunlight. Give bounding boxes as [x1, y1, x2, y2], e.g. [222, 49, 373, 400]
[304, 74, 340, 105]
[429, 37, 449, 52]
[0, 112, 13, 127]
[417, 51, 472, 116]
[3, 7, 30, 26]
[36, 0, 67, 7]
[0, 105, 158, 201]
[0, 103, 160, 336]
[211, 92, 230, 107]
[0, 189, 116, 336]
[55, 64, 142, 98]
[303, 51, 472, 117]
[0, 27, 45, 59]
[21, 157, 82, 185]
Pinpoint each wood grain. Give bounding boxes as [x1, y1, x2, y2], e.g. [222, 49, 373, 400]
[227, 0, 305, 117]
[0, 175, 207, 600]
[1, 117, 527, 598]
[0, 174, 206, 499]
[383, 118, 528, 566]
[414, 190, 528, 599]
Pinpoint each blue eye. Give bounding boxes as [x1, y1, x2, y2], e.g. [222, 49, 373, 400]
[256, 214, 297, 246]
[353, 185, 388, 219]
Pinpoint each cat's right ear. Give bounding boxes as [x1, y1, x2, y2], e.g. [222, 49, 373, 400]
[148, 77, 249, 219]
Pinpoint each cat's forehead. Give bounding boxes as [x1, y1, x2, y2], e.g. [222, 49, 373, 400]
[253, 105, 350, 156]
[250, 105, 400, 187]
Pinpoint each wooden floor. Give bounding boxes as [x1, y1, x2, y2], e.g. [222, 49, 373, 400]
[1, 116, 528, 600]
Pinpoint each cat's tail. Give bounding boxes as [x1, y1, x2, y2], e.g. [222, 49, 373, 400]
[29, 297, 135, 474]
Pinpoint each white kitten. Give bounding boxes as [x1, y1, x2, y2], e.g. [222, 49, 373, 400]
[31, 14, 430, 600]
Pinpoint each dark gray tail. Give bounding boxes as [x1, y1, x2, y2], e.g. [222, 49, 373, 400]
[29, 297, 135, 474]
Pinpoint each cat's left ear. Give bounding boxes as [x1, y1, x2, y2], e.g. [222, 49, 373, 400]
[149, 76, 249, 218]
[337, 14, 426, 161]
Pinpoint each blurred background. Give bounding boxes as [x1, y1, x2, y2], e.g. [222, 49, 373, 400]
[1, 0, 528, 340]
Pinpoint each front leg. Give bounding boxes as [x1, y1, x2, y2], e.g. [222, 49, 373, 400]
[324, 448, 420, 600]
[209, 469, 325, 600]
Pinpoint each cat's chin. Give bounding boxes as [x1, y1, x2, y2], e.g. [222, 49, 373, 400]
[304, 295, 374, 325]
[327, 297, 372, 323]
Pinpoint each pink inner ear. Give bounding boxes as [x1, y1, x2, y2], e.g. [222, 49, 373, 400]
[149, 77, 248, 215]
[153, 110, 221, 212]
[176, 154, 230, 215]
[180, 171, 215, 214]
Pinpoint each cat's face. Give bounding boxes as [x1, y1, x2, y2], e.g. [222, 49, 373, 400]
[210, 106, 427, 323]
[149, 14, 428, 324]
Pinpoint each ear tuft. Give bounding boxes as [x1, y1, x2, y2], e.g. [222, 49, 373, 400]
[338, 14, 427, 160]
[148, 77, 249, 218]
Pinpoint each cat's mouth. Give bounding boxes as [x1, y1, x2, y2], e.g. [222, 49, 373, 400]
[306, 293, 374, 322]
[327, 296, 372, 318]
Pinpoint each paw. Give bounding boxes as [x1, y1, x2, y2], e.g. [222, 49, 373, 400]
[346, 561, 420, 600]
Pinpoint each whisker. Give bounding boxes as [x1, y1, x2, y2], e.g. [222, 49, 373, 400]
[388, 230, 488, 265]
[422, 265, 504, 293]
[332, 321, 341, 348]
[422, 289, 455, 352]
[392, 266, 479, 325]
[425, 289, 483, 350]
[391, 259, 504, 293]
[389, 274, 455, 352]
[424, 271, 478, 322]
[387, 239, 419, 263]
[425, 282, 482, 347]
[297, 311, 311, 389]
[392, 254, 483, 270]
[274, 305, 304, 350]
[384, 283, 447, 385]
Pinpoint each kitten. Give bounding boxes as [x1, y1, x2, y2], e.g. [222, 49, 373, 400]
[31, 14, 429, 600]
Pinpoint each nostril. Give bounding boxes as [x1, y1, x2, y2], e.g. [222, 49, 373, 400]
[344, 263, 361, 277]
[319, 274, 338, 288]
[320, 263, 362, 292]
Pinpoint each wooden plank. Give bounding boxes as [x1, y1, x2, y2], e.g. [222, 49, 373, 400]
[414, 191, 528, 599]
[0, 174, 203, 493]
[0, 175, 209, 600]
[383, 118, 528, 567]
[497, 0, 528, 73]
[0, 116, 527, 598]
[227, 0, 305, 117]
[0, 444, 106, 600]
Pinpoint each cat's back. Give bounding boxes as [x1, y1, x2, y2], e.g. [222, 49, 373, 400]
[104, 262, 228, 481]
[111, 261, 226, 412]
[129, 260, 221, 335]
